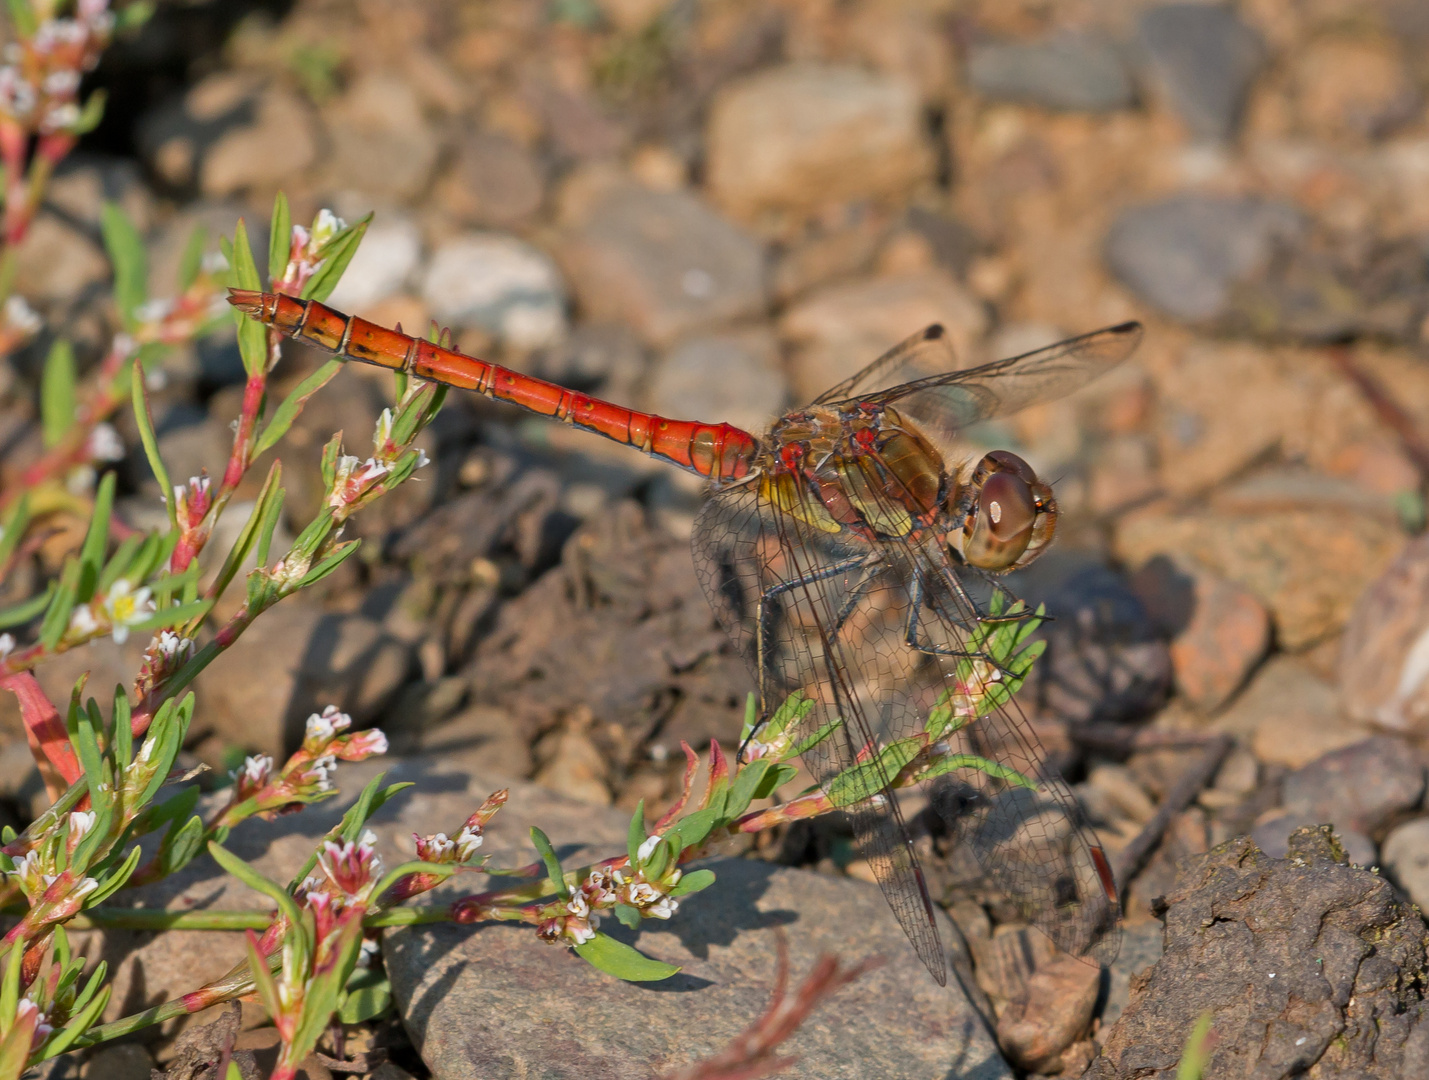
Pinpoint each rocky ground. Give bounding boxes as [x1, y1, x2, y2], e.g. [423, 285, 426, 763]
[6, 0, 1429, 1077]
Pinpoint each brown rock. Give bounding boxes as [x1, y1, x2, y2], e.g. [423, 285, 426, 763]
[1131, 554, 1271, 710]
[13, 213, 110, 303]
[996, 954, 1101, 1073]
[532, 709, 613, 806]
[706, 64, 934, 221]
[79, 1043, 154, 1080]
[200, 86, 318, 197]
[560, 184, 767, 347]
[1340, 531, 1429, 735]
[436, 130, 545, 227]
[1293, 33, 1420, 141]
[1114, 508, 1403, 650]
[779, 271, 987, 402]
[649, 327, 787, 434]
[1153, 342, 1307, 497]
[318, 73, 442, 201]
[194, 601, 413, 757]
[1212, 655, 1371, 770]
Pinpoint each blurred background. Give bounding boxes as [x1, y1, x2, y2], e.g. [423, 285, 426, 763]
[7, 0, 1429, 930]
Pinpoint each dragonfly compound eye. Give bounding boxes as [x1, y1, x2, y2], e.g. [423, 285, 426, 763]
[964, 467, 1037, 570]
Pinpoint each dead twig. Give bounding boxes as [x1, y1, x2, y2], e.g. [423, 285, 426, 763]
[1111, 734, 1234, 895]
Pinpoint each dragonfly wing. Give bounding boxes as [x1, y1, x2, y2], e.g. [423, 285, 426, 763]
[909, 542, 1122, 964]
[691, 480, 949, 984]
[810, 324, 960, 405]
[854, 322, 1143, 433]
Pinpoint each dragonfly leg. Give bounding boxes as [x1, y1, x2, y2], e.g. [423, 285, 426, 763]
[750, 553, 876, 745]
[904, 571, 1014, 676]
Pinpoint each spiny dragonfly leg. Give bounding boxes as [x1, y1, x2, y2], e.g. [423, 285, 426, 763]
[972, 572, 1043, 625]
[748, 553, 875, 753]
[904, 572, 1014, 678]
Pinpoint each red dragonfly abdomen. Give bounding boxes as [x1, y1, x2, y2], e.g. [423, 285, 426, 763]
[228, 290, 759, 483]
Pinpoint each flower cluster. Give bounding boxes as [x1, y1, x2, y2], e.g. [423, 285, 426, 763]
[3, 811, 100, 930]
[134, 629, 196, 697]
[273, 208, 344, 296]
[214, 707, 388, 828]
[0, 0, 111, 140]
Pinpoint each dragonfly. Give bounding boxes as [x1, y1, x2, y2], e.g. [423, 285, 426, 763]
[229, 287, 1140, 983]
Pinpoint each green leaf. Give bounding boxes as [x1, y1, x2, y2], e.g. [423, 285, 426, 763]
[643, 837, 670, 880]
[125, 598, 212, 635]
[5, 0, 36, 36]
[101, 202, 148, 331]
[115, 0, 156, 30]
[176, 224, 208, 291]
[131, 358, 175, 527]
[37, 983, 111, 1060]
[573, 933, 680, 982]
[613, 903, 641, 929]
[227, 219, 267, 376]
[75, 471, 116, 605]
[825, 738, 924, 809]
[86, 844, 143, 905]
[72, 88, 107, 136]
[41, 339, 76, 449]
[207, 841, 306, 940]
[156, 814, 206, 877]
[253, 358, 344, 458]
[669, 868, 715, 897]
[207, 461, 282, 603]
[788, 718, 842, 760]
[95, 533, 143, 596]
[39, 557, 80, 649]
[0, 493, 30, 571]
[338, 971, 391, 1024]
[751, 762, 798, 801]
[626, 799, 646, 868]
[294, 539, 360, 589]
[0, 581, 54, 630]
[268, 191, 292, 283]
[529, 827, 569, 901]
[724, 759, 772, 820]
[0, 938, 22, 1024]
[668, 807, 720, 850]
[916, 752, 1035, 789]
[66, 687, 105, 787]
[302, 214, 371, 303]
[111, 684, 132, 768]
[243, 927, 283, 1026]
[371, 860, 452, 901]
[287, 775, 410, 890]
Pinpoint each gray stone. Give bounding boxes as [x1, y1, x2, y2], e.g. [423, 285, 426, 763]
[706, 64, 934, 220]
[560, 184, 767, 347]
[325, 214, 423, 312]
[199, 83, 319, 197]
[1136, 4, 1265, 142]
[1280, 737, 1426, 836]
[420, 233, 566, 350]
[13, 212, 110, 303]
[968, 33, 1135, 113]
[525, 322, 648, 405]
[1104, 196, 1304, 323]
[78, 1043, 153, 1080]
[1381, 818, 1429, 909]
[385, 857, 1009, 1080]
[650, 328, 787, 434]
[1101, 921, 1164, 1029]
[439, 130, 546, 227]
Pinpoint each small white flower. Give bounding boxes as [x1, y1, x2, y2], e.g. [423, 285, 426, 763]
[565, 919, 596, 945]
[645, 895, 678, 920]
[566, 892, 590, 919]
[103, 580, 154, 644]
[455, 825, 483, 862]
[68, 604, 100, 637]
[359, 829, 378, 850]
[3, 295, 39, 334]
[373, 409, 393, 450]
[151, 630, 194, 663]
[87, 422, 124, 463]
[134, 297, 174, 324]
[636, 834, 662, 864]
[413, 448, 431, 469]
[311, 209, 346, 247]
[305, 705, 352, 745]
[201, 250, 229, 274]
[67, 811, 95, 842]
[237, 754, 273, 787]
[39, 101, 81, 134]
[41, 69, 80, 96]
[69, 876, 100, 901]
[0, 633, 14, 661]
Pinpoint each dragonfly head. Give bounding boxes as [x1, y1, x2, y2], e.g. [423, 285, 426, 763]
[955, 451, 1057, 571]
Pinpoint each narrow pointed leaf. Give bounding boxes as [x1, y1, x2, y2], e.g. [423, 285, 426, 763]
[573, 933, 679, 982]
[268, 191, 292, 283]
[41, 339, 76, 448]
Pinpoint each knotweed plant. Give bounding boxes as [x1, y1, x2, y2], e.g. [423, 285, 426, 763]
[0, 184, 1050, 1078]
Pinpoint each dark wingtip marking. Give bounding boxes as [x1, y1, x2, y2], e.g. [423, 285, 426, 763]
[1109, 321, 1143, 334]
[924, 324, 946, 340]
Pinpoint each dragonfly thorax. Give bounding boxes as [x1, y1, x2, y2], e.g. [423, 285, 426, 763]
[758, 403, 948, 542]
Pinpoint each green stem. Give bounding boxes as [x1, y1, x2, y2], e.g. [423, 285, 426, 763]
[70, 908, 273, 932]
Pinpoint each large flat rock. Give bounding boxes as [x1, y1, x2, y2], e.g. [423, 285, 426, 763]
[385, 858, 1009, 1080]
